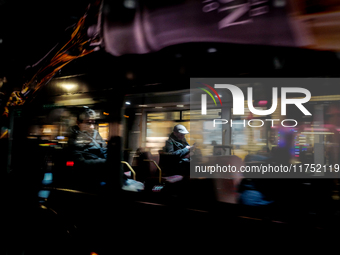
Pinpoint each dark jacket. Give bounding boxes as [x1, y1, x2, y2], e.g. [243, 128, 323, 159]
[164, 133, 190, 163]
[68, 125, 107, 162]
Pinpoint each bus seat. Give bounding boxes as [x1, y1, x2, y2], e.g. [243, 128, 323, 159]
[132, 149, 161, 185]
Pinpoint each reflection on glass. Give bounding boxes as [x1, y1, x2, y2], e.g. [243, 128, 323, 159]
[182, 109, 221, 120]
[146, 120, 190, 154]
[38, 190, 50, 199]
[147, 111, 180, 121]
[42, 173, 53, 185]
[98, 123, 109, 141]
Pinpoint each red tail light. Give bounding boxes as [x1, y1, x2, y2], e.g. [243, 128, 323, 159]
[66, 161, 74, 167]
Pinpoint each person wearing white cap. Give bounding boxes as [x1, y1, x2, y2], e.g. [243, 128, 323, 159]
[164, 124, 195, 169]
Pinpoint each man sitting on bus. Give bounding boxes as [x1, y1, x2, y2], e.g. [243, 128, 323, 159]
[68, 107, 144, 192]
[68, 107, 107, 163]
[164, 124, 195, 175]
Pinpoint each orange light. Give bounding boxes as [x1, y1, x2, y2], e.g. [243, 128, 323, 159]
[103, 112, 109, 115]
[90, 252, 99, 255]
[124, 115, 129, 118]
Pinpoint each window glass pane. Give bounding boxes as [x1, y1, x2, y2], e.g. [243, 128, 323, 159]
[98, 123, 109, 141]
[182, 109, 221, 120]
[230, 103, 274, 160]
[189, 120, 222, 156]
[146, 121, 190, 154]
[147, 111, 180, 121]
[202, 121, 222, 145]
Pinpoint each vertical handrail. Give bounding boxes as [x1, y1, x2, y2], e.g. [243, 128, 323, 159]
[121, 161, 136, 180]
[143, 159, 162, 184]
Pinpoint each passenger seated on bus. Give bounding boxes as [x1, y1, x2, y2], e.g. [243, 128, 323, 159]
[68, 108, 107, 165]
[238, 178, 274, 207]
[164, 124, 195, 175]
[68, 109, 144, 192]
